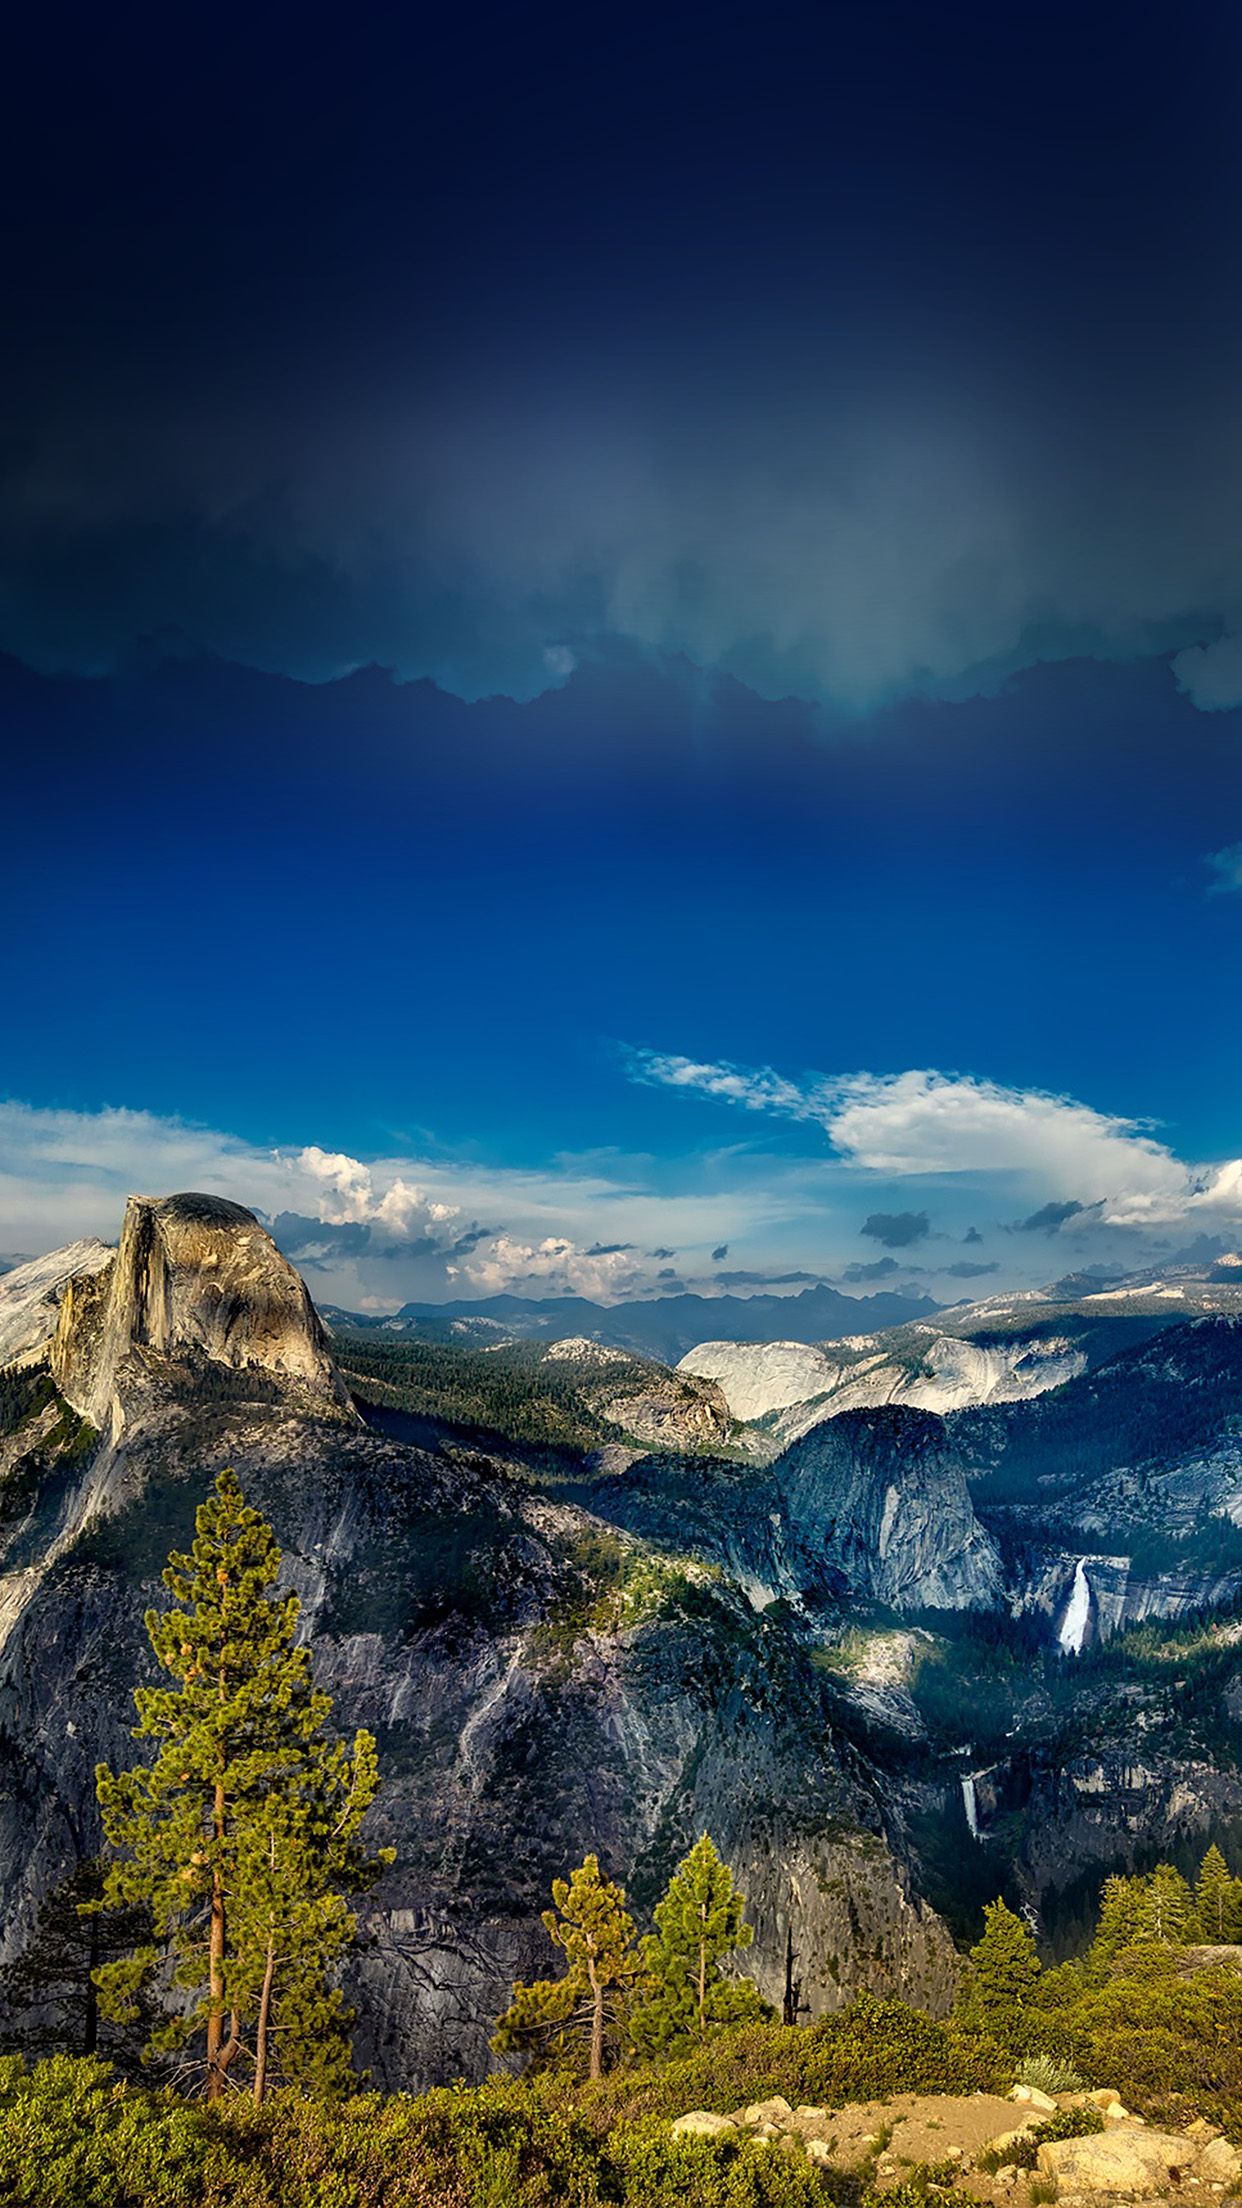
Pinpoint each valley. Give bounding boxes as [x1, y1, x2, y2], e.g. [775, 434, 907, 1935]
[4, 1201, 1242, 2090]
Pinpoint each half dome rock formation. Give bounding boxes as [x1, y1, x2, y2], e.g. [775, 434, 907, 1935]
[50, 1192, 351, 1429]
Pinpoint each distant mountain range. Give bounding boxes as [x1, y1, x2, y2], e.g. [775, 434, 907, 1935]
[321, 1280, 942, 1363]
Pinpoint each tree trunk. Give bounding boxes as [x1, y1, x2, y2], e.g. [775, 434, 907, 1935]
[698, 1935, 707, 2039]
[588, 1958, 604, 2081]
[83, 1902, 99, 2057]
[253, 1928, 276, 2107]
[205, 1781, 227, 2101]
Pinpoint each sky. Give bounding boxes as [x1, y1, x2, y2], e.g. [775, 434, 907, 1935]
[3, 0, 1242, 1312]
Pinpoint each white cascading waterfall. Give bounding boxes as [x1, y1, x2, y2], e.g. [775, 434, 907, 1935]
[961, 1773, 980, 1840]
[1057, 1556, 1092, 1655]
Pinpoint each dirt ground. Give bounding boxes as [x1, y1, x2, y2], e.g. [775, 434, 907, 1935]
[819, 2092, 1041, 2199]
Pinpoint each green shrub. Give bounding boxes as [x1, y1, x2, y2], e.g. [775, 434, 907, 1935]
[606, 2116, 825, 2206]
[578, 1996, 1008, 2128]
[1012, 2053, 1083, 2095]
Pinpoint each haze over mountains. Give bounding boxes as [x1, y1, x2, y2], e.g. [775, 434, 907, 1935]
[325, 1280, 941, 1364]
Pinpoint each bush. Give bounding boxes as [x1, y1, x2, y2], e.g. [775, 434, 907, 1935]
[578, 1997, 1009, 2128]
[606, 2116, 825, 2206]
[1012, 2054, 1083, 2094]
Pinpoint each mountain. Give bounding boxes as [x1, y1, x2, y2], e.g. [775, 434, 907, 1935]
[678, 1257, 1242, 1440]
[10, 1203, 1242, 2079]
[0, 1197, 958, 2088]
[323, 1281, 942, 1363]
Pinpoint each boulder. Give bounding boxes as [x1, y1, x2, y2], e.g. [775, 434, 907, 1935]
[1039, 2127, 1195, 2196]
[790, 2106, 835, 2142]
[1200, 2137, 1242, 2183]
[1011, 2086, 1058, 2113]
[671, 2112, 738, 2138]
[742, 2097, 794, 2127]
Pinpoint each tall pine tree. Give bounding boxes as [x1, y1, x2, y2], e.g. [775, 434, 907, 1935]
[631, 1835, 771, 2058]
[954, 1898, 1041, 2049]
[95, 1467, 391, 2102]
[492, 1854, 640, 2080]
[1196, 1844, 1242, 1942]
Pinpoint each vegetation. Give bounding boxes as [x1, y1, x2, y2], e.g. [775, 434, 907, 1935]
[0, 1861, 152, 2072]
[95, 1468, 391, 2103]
[336, 1336, 612, 1456]
[492, 1854, 642, 2082]
[0, 2002, 1010, 2207]
[631, 1837, 772, 2059]
[951, 1842, 1242, 2132]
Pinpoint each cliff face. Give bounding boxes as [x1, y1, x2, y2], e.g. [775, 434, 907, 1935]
[588, 1405, 1004, 1616]
[51, 1194, 351, 1431]
[772, 1409, 1004, 1612]
[0, 1241, 114, 1368]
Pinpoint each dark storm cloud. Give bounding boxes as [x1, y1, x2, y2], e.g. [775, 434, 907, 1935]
[861, 1211, 930, 1249]
[946, 1260, 1000, 1278]
[3, 4, 1242, 709]
[840, 1257, 900, 1282]
[1016, 1200, 1085, 1234]
[649, 1247, 676, 1260]
[270, 1211, 490, 1269]
[963, 1227, 984, 1244]
[711, 1244, 729, 1261]
[585, 1242, 633, 1256]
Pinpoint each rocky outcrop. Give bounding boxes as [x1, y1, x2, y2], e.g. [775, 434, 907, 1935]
[541, 1338, 735, 1450]
[771, 1410, 1004, 1611]
[580, 1404, 1003, 1614]
[0, 1241, 114, 1368]
[51, 1194, 351, 1430]
[676, 1340, 845, 1423]
[679, 1327, 1088, 1439]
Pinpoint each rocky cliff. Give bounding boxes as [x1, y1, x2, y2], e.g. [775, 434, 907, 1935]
[50, 1193, 351, 1432]
[582, 1405, 1004, 1616]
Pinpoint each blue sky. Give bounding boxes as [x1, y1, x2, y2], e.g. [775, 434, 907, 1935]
[2, 0, 1242, 1308]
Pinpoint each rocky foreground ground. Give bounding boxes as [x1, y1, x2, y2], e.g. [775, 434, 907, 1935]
[671, 2085, 1242, 2200]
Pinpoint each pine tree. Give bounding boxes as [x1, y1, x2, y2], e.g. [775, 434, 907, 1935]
[1196, 1844, 1242, 1942]
[954, 1898, 1040, 2048]
[630, 1834, 772, 2058]
[1141, 1862, 1201, 1946]
[0, 1861, 152, 2070]
[1088, 1873, 1150, 1978]
[95, 1467, 391, 2103]
[492, 1854, 640, 2080]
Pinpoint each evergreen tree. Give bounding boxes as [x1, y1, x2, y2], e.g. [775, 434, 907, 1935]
[0, 1861, 152, 2070]
[492, 1854, 640, 2080]
[954, 1898, 1040, 2048]
[1088, 1873, 1150, 1978]
[95, 1467, 391, 2103]
[1196, 1844, 1242, 1942]
[1140, 1862, 1201, 1946]
[630, 1834, 772, 2058]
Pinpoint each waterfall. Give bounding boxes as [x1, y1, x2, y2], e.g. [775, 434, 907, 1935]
[961, 1773, 980, 1840]
[1058, 1557, 1092, 1655]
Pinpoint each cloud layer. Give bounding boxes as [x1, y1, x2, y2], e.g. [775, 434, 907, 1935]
[627, 1052, 1242, 1241]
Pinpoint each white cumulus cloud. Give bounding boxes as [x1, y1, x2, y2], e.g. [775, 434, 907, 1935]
[627, 1051, 1242, 1232]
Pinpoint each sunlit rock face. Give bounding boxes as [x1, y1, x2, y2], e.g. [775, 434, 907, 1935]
[50, 1193, 351, 1429]
[0, 1241, 114, 1369]
[770, 1409, 1005, 1612]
